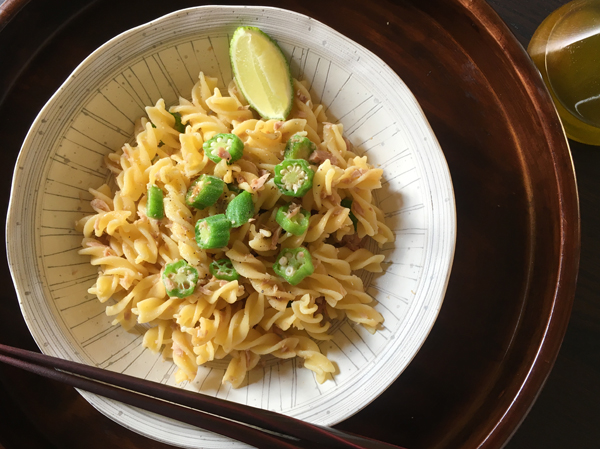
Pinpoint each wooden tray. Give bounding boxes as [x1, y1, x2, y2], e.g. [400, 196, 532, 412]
[0, 0, 579, 448]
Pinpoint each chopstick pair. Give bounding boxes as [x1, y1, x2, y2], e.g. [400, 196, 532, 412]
[0, 344, 405, 449]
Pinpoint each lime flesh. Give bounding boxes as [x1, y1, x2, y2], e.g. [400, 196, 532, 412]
[230, 27, 293, 120]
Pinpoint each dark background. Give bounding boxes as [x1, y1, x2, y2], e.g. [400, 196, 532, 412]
[0, 0, 597, 448]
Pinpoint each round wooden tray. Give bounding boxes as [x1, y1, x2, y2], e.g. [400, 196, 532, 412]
[0, 1, 579, 448]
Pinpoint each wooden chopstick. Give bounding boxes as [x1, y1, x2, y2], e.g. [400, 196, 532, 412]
[0, 344, 405, 449]
[0, 349, 304, 449]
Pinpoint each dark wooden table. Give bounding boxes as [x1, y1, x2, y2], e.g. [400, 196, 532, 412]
[0, 0, 596, 448]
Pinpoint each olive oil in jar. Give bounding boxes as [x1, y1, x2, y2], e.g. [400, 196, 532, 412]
[528, 0, 600, 145]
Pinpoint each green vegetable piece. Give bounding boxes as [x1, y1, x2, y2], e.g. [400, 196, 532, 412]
[185, 175, 225, 210]
[275, 203, 310, 236]
[273, 159, 314, 197]
[195, 214, 232, 249]
[284, 134, 316, 160]
[341, 198, 358, 230]
[147, 184, 164, 219]
[209, 258, 240, 281]
[227, 183, 241, 193]
[162, 259, 198, 298]
[203, 133, 244, 165]
[273, 247, 314, 285]
[170, 112, 187, 133]
[225, 190, 254, 228]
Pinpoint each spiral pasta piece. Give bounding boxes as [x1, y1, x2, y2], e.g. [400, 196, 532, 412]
[338, 247, 385, 272]
[206, 87, 254, 125]
[304, 206, 352, 243]
[223, 350, 261, 388]
[295, 335, 335, 383]
[142, 321, 173, 353]
[227, 241, 294, 308]
[312, 160, 344, 209]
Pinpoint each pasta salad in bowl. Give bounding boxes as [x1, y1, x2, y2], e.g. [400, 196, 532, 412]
[7, 5, 455, 448]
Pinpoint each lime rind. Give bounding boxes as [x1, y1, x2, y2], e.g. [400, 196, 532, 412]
[230, 26, 294, 120]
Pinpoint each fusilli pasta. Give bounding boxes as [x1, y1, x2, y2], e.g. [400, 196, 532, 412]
[77, 71, 395, 388]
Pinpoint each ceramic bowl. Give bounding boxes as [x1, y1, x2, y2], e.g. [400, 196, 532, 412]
[6, 5, 455, 448]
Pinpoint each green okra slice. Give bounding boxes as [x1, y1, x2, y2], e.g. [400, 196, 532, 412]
[225, 190, 255, 228]
[146, 184, 164, 219]
[273, 159, 314, 197]
[185, 175, 225, 210]
[209, 258, 240, 281]
[203, 133, 244, 165]
[162, 259, 198, 298]
[284, 134, 316, 160]
[195, 214, 232, 249]
[275, 203, 310, 236]
[273, 247, 314, 285]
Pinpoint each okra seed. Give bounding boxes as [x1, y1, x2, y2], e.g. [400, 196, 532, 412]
[285, 266, 295, 276]
[279, 257, 288, 266]
[285, 252, 293, 259]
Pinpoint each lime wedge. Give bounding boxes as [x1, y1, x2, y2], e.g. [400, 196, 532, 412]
[230, 27, 293, 120]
